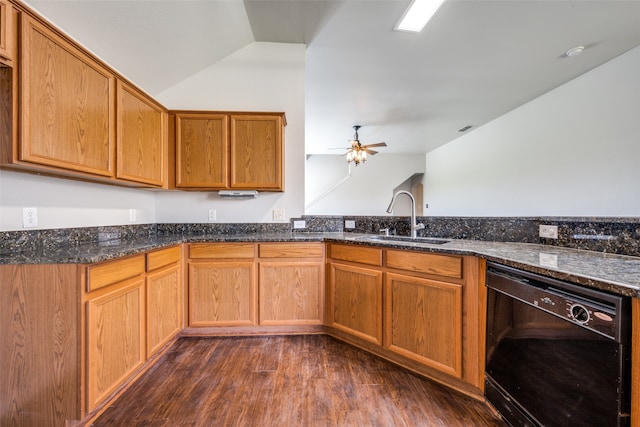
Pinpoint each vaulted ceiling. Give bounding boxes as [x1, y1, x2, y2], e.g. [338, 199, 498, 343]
[24, 0, 640, 155]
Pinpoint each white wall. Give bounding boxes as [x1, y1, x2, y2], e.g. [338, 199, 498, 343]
[305, 154, 426, 216]
[0, 171, 155, 230]
[154, 42, 306, 223]
[424, 46, 640, 217]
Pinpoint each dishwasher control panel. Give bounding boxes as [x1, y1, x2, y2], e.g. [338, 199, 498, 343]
[487, 264, 625, 341]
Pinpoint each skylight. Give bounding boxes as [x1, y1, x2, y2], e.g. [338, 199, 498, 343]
[395, 0, 446, 33]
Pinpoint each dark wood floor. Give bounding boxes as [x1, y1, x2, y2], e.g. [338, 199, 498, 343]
[91, 335, 506, 426]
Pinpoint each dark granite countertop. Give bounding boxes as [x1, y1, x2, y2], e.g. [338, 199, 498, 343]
[0, 233, 339, 264]
[2, 232, 640, 298]
[332, 234, 640, 298]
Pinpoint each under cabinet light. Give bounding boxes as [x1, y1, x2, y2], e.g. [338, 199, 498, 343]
[395, 0, 446, 33]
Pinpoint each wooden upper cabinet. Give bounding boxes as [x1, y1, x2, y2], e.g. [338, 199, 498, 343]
[0, 0, 14, 62]
[230, 114, 283, 191]
[175, 113, 228, 188]
[116, 81, 167, 187]
[173, 111, 284, 191]
[19, 15, 115, 176]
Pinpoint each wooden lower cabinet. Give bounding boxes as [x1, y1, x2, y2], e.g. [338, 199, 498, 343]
[328, 262, 383, 345]
[259, 260, 324, 325]
[188, 261, 256, 326]
[146, 247, 182, 356]
[0, 239, 488, 425]
[187, 243, 257, 327]
[0, 264, 83, 427]
[384, 272, 463, 378]
[0, 248, 183, 425]
[258, 242, 324, 326]
[187, 242, 325, 330]
[85, 277, 146, 412]
[326, 243, 485, 397]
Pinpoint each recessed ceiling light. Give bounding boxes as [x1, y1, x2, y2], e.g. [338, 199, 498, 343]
[565, 46, 585, 57]
[395, 0, 446, 33]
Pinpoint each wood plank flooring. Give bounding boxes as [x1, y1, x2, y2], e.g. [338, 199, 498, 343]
[91, 335, 506, 427]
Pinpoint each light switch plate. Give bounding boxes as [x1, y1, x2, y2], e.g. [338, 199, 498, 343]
[208, 209, 216, 222]
[273, 209, 285, 221]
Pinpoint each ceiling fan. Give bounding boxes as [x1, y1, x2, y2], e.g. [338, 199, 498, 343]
[339, 125, 387, 166]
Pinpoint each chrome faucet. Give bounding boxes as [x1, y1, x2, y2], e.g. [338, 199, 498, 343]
[386, 190, 425, 238]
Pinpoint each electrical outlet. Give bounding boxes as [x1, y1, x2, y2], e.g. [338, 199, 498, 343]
[208, 209, 216, 222]
[22, 207, 38, 228]
[345, 220, 355, 229]
[273, 209, 285, 221]
[539, 225, 558, 239]
[293, 220, 306, 229]
[539, 252, 558, 268]
[129, 209, 137, 222]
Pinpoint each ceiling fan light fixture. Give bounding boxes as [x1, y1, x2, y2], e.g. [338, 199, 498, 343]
[395, 0, 446, 33]
[343, 125, 385, 166]
[346, 143, 367, 165]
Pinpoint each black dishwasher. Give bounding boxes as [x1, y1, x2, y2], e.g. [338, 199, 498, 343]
[485, 262, 631, 427]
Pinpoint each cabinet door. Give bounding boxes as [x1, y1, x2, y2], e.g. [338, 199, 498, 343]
[0, 0, 14, 61]
[86, 278, 145, 411]
[259, 261, 324, 326]
[384, 272, 463, 378]
[328, 262, 383, 345]
[175, 113, 228, 188]
[230, 114, 283, 191]
[147, 264, 181, 356]
[0, 264, 82, 426]
[188, 261, 256, 326]
[117, 81, 167, 187]
[20, 15, 115, 176]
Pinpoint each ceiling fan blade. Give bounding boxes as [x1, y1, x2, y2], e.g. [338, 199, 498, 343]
[362, 142, 387, 148]
[364, 149, 379, 155]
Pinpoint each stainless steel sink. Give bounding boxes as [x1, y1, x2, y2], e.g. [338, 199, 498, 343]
[358, 235, 451, 245]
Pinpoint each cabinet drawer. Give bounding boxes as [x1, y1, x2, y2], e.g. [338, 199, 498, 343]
[386, 250, 462, 279]
[259, 242, 323, 258]
[329, 244, 382, 266]
[147, 245, 181, 271]
[189, 243, 255, 259]
[87, 255, 145, 292]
